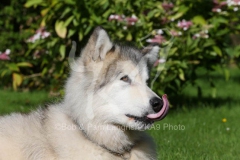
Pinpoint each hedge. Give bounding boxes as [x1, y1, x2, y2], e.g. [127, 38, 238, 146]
[1, 0, 239, 100]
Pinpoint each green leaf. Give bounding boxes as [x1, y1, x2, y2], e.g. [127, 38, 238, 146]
[147, 9, 158, 19]
[73, 18, 79, 26]
[170, 12, 184, 20]
[84, 26, 92, 36]
[67, 29, 76, 38]
[60, 7, 72, 18]
[47, 38, 58, 47]
[186, 35, 192, 49]
[178, 69, 185, 81]
[41, 8, 49, 16]
[210, 51, 217, 56]
[12, 73, 23, 90]
[40, 16, 47, 27]
[17, 62, 33, 68]
[78, 31, 83, 41]
[170, 5, 189, 20]
[236, 24, 240, 30]
[64, 0, 76, 5]
[215, 17, 228, 24]
[126, 32, 132, 41]
[64, 16, 74, 27]
[203, 39, 215, 48]
[1, 70, 9, 77]
[216, 28, 229, 36]
[41, 67, 48, 76]
[192, 15, 206, 26]
[168, 47, 178, 56]
[6, 63, 20, 72]
[55, 21, 67, 38]
[51, 0, 59, 7]
[212, 46, 222, 56]
[24, 0, 43, 8]
[59, 45, 66, 60]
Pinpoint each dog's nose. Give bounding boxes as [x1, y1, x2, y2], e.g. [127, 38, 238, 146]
[150, 97, 163, 113]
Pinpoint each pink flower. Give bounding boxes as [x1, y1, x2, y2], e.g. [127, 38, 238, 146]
[162, 2, 174, 11]
[125, 15, 138, 26]
[212, 0, 227, 12]
[0, 54, 10, 60]
[154, 58, 166, 66]
[0, 49, 11, 60]
[108, 14, 138, 26]
[108, 14, 124, 21]
[193, 30, 209, 39]
[5, 49, 11, 55]
[146, 35, 166, 44]
[233, 0, 240, 5]
[212, 7, 222, 12]
[227, 0, 240, 6]
[170, 30, 182, 36]
[42, 31, 51, 38]
[177, 20, 193, 30]
[27, 27, 51, 43]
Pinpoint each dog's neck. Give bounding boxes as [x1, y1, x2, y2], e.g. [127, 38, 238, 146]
[80, 126, 133, 159]
[75, 120, 140, 158]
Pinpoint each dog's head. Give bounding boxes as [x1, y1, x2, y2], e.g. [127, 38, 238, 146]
[65, 27, 169, 130]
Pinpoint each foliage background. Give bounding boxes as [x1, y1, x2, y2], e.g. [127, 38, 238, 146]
[0, 0, 239, 105]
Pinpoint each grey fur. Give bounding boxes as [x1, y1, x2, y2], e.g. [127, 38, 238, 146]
[0, 27, 165, 160]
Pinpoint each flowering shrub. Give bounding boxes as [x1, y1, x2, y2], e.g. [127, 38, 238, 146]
[1, 0, 239, 100]
[212, 0, 240, 12]
[0, 0, 41, 89]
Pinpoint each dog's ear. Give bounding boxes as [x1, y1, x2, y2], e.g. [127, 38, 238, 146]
[141, 44, 160, 67]
[82, 26, 112, 63]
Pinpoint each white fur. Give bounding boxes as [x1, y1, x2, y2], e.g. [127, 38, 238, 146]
[144, 46, 160, 66]
[92, 29, 112, 61]
[0, 28, 161, 160]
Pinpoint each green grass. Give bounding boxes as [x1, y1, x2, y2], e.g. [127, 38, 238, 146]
[0, 68, 239, 159]
[149, 67, 240, 159]
[150, 106, 240, 160]
[0, 90, 54, 114]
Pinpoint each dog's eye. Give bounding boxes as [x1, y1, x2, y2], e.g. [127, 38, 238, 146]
[120, 75, 130, 83]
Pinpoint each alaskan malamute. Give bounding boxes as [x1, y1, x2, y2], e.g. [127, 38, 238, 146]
[0, 27, 169, 160]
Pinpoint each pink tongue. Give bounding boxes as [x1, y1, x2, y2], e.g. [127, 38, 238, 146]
[147, 94, 169, 120]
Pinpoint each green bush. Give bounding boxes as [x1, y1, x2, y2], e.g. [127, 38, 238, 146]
[0, 0, 41, 89]
[1, 0, 239, 101]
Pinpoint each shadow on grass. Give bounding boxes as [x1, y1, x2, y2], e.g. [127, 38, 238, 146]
[197, 74, 240, 83]
[167, 67, 240, 110]
[168, 94, 240, 110]
[195, 66, 240, 83]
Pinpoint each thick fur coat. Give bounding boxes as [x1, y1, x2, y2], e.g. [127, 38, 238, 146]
[0, 27, 169, 160]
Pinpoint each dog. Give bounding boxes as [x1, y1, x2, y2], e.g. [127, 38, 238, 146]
[0, 26, 169, 160]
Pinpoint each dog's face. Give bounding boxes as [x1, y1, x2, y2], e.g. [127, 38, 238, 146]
[66, 27, 169, 130]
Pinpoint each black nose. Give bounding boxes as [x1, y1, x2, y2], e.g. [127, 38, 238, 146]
[150, 97, 163, 113]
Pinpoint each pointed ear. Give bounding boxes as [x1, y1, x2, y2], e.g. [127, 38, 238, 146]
[82, 26, 112, 63]
[142, 44, 160, 67]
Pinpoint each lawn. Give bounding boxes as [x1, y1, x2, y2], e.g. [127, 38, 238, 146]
[0, 68, 239, 159]
[150, 105, 240, 160]
[0, 90, 54, 114]
[150, 67, 240, 159]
